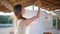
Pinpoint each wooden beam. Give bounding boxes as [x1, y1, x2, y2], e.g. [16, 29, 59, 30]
[41, 0, 60, 7]
[0, 0, 13, 11]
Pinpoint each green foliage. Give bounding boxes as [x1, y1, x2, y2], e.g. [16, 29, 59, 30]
[0, 15, 13, 24]
[52, 15, 57, 29]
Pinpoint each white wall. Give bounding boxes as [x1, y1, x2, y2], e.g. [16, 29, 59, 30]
[30, 11, 53, 34]
[39, 11, 60, 34]
[53, 11, 60, 19]
[0, 27, 13, 34]
[29, 10, 60, 34]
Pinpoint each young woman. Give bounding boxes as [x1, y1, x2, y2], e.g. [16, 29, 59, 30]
[10, 4, 40, 34]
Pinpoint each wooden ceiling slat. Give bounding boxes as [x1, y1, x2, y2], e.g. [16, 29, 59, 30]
[41, 0, 60, 7]
[0, 0, 60, 12]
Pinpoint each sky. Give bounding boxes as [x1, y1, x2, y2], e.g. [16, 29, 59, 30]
[0, 6, 56, 15]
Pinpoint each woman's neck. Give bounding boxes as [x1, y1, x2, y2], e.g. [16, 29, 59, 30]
[17, 15, 26, 19]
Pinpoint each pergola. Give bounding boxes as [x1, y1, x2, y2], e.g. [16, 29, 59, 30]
[0, 0, 60, 12]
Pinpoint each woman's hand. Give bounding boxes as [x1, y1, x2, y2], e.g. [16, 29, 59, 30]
[38, 2, 41, 7]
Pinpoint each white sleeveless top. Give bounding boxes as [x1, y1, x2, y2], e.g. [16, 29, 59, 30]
[14, 19, 26, 34]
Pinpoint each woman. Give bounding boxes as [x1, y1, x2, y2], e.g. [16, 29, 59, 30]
[10, 4, 40, 34]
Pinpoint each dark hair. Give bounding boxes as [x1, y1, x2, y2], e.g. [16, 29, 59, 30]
[14, 4, 26, 19]
[14, 4, 22, 14]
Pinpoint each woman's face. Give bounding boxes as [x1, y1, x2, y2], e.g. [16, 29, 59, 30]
[14, 8, 25, 19]
[21, 8, 25, 16]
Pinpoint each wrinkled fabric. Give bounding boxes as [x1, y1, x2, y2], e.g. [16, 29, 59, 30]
[14, 19, 26, 34]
